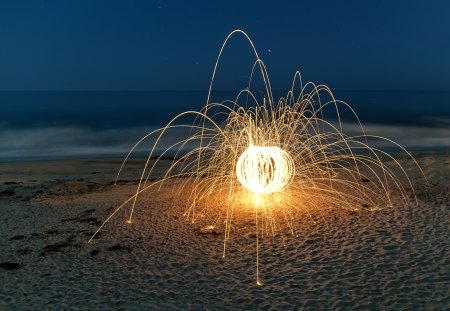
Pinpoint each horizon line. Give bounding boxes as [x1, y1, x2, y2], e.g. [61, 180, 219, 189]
[1, 89, 449, 92]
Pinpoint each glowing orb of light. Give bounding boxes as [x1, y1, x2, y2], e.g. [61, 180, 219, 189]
[236, 145, 295, 194]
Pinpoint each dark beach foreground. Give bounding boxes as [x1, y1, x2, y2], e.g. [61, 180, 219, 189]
[0, 152, 449, 310]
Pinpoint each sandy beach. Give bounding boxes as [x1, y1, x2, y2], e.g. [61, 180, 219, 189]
[0, 151, 449, 310]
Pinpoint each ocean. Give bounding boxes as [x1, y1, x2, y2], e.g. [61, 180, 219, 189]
[0, 90, 449, 160]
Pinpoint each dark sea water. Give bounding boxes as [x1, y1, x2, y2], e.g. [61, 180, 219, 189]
[0, 90, 449, 160]
[1, 90, 450, 128]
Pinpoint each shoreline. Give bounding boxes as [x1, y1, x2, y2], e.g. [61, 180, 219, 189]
[1, 144, 449, 163]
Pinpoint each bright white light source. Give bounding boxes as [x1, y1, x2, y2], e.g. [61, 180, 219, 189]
[236, 145, 295, 194]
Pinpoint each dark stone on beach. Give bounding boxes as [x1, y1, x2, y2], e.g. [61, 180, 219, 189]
[3, 181, 19, 185]
[0, 189, 15, 197]
[40, 236, 75, 255]
[90, 250, 100, 256]
[0, 262, 21, 270]
[107, 244, 132, 252]
[77, 178, 84, 181]
[10, 235, 25, 241]
[80, 209, 96, 216]
[41, 244, 65, 255]
[31, 233, 40, 238]
[46, 230, 58, 235]
[305, 239, 316, 245]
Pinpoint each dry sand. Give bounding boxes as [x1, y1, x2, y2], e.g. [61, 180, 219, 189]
[0, 152, 449, 310]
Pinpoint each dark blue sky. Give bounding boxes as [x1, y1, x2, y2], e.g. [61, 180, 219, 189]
[0, 0, 449, 91]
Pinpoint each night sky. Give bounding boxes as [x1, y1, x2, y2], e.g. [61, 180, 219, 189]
[1, 0, 449, 91]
